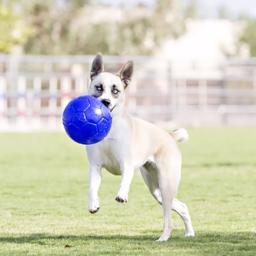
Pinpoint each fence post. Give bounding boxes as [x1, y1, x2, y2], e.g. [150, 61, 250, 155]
[168, 62, 177, 121]
[61, 76, 71, 111]
[17, 76, 27, 130]
[199, 79, 207, 112]
[49, 77, 58, 129]
[253, 68, 256, 91]
[33, 77, 42, 129]
[0, 77, 7, 130]
[75, 76, 86, 95]
[179, 79, 187, 111]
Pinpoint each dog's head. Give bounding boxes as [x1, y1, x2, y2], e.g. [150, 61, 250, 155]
[88, 54, 133, 114]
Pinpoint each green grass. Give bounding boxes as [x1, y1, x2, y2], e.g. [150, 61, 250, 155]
[0, 128, 255, 255]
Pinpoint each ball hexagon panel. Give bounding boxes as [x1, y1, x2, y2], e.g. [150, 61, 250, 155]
[72, 96, 90, 113]
[63, 104, 76, 124]
[97, 117, 112, 137]
[100, 104, 111, 117]
[81, 122, 98, 138]
[84, 105, 103, 124]
[64, 122, 83, 144]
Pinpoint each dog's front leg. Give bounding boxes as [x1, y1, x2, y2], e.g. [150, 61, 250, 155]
[88, 165, 101, 213]
[115, 164, 134, 203]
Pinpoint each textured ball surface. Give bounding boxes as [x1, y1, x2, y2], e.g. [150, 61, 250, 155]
[62, 95, 112, 145]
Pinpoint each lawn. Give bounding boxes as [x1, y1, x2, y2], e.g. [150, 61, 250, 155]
[0, 128, 255, 256]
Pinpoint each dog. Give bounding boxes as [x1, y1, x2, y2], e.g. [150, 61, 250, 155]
[85, 54, 195, 241]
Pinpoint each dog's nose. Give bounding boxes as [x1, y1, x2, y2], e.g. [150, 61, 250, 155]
[101, 99, 111, 108]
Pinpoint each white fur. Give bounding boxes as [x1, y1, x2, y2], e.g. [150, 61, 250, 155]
[85, 55, 195, 241]
[172, 128, 189, 143]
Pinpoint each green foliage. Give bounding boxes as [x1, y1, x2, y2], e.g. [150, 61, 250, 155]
[0, 5, 30, 53]
[184, 0, 198, 19]
[239, 18, 256, 57]
[23, 2, 73, 54]
[15, 0, 185, 55]
[217, 5, 231, 19]
[0, 128, 255, 255]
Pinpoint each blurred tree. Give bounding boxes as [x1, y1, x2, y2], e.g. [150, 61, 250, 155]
[1, 0, 185, 55]
[0, 4, 30, 53]
[24, 0, 184, 54]
[70, 0, 92, 8]
[239, 18, 256, 57]
[153, 0, 185, 39]
[23, 2, 73, 54]
[184, 0, 198, 19]
[217, 5, 231, 19]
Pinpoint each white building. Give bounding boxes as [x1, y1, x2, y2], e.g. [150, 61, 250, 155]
[157, 19, 249, 78]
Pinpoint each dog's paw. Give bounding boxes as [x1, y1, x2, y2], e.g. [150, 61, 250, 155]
[185, 230, 195, 237]
[89, 207, 100, 214]
[115, 196, 127, 203]
[156, 237, 168, 242]
[88, 198, 100, 214]
[156, 230, 171, 242]
[115, 193, 128, 203]
[156, 234, 170, 242]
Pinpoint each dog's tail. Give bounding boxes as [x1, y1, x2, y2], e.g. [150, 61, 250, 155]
[171, 128, 189, 143]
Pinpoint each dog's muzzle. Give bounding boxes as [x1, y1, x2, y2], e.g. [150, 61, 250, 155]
[100, 99, 116, 112]
[101, 99, 111, 108]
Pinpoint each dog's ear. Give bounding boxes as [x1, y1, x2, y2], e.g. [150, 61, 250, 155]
[117, 61, 133, 88]
[90, 54, 104, 80]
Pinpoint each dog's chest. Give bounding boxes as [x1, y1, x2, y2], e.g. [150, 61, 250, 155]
[86, 115, 131, 175]
[98, 138, 125, 175]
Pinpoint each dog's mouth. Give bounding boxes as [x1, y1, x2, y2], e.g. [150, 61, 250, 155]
[101, 99, 111, 108]
[110, 104, 116, 112]
[101, 99, 116, 113]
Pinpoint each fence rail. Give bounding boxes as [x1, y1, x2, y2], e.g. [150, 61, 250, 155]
[0, 54, 256, 131]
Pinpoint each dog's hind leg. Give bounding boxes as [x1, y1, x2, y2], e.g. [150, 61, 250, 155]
[140, 161, 162, 203]
[141, 158, 194, 239]
[172, 198, 195, 237]
[156, 154, 180, 241]
[140, 159, 175, 241]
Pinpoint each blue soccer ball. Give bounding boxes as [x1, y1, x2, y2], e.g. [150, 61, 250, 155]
[62, 95, 112, 145]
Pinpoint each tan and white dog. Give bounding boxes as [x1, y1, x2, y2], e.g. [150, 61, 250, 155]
[86, 54, 195, 241]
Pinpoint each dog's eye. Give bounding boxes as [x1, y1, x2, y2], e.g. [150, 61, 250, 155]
[95, 84, 103, 92]
[112, 87, 120, 95]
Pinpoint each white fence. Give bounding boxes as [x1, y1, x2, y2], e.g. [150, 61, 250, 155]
[0, 54, 256, 131]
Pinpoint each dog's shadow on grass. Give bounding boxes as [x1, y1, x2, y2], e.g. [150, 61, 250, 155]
[0, 231, 255, 252]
